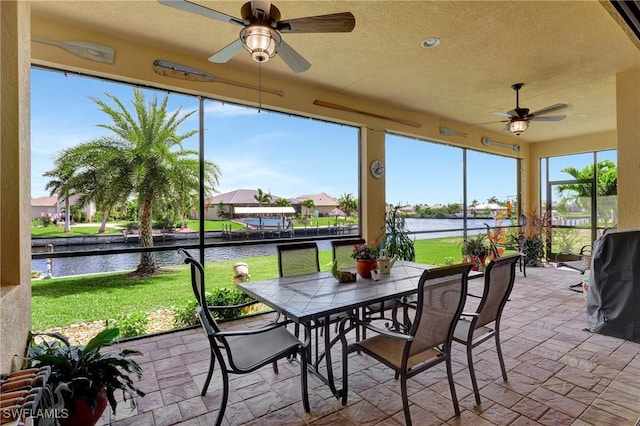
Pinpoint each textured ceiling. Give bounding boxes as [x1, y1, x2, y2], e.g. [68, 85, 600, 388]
[31, 1, 640, 142]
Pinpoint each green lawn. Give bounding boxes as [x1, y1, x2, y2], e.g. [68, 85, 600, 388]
[31, 217, 360, 238]
[31, 237, 466, 330]
[31, 225, 122, 237]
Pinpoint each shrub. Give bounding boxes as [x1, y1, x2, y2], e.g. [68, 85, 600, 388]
[114, 311, 149, 338]
[173, 288, 254, 327]
[553, 228, 580, 252]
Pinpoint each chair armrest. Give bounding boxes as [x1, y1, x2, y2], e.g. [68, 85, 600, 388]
[579, 245, 592, 255]
[555, 252, 582, 263]
[339, 314, 413, 341]
[212, 319, 295, 338]
[361, 322, 413, 341]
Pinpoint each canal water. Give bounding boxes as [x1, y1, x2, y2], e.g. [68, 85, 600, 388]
[32, 218, 502, 277]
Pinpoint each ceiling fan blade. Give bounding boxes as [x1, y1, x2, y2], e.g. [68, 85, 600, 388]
[276, 40, 311, 73]
[157, 0, 245, 26]
[530, 115, 567, 122]
[251, 0, 272, 20]
[277, 12, 356, 33]
[490, 111, 514, 118]
[208, 39, 244, 63]
[529, 103, 568, 117]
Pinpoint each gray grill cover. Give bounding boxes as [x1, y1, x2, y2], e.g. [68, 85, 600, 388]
[586, 229, 640, 342]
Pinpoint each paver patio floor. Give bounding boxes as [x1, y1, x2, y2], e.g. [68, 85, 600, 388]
[98, 265, 639, 425]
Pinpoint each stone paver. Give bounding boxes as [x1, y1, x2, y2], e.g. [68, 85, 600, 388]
[97, 266, 640, 425]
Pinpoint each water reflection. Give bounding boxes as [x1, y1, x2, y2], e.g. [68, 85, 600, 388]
[32, 218, 501, 277]
[32, 240, 335, 278]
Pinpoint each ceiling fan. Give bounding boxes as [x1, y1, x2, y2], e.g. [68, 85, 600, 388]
[157, 0, 356, 73]
[491, 83, 568, 135]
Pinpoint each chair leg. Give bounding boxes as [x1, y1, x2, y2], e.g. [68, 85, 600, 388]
[215, 367, 230, 426]
[299, 347, 310, 412]
[495, 331, 508, 381]
[201, 351, 216, 396]
[341, 343, 349, 406]
[446, 351, 461, 416]
[323, 319, 339, 397]
[400, 372, 412, 426]
[466, 343, 481, 405]
[272, 360, 279, 374]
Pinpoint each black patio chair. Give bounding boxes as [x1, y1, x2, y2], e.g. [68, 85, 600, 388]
[278, 242, 355, 385]
[340, 263, 472, 426]
[178, 249, 309, 426]
[331, 238, 365, 270]
[452, 253, 520, 405]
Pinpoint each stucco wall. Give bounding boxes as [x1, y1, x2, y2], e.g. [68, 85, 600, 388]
[1, 0, 32, 373]
[616, 68, 640, 230]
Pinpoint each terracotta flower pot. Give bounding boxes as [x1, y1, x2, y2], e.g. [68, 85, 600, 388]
[356, 259, 378, 278]
[61, 388, 108, 426]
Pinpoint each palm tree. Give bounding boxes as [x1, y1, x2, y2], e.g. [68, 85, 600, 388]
[46, 89, 220, 274]
[254, 188, 272, 206]
[275, 198, 291, 207]
[337, 193, 357, 217]
[301, 199, 316, 218]
[43, 161, 75, 233]
[487, 196, 499, 204]
[556, 160, 617, 227]
[90, 89, 220, 273]
[48, 141, 130, 234]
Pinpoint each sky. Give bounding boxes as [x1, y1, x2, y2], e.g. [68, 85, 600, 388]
[30, 67, 564, 206]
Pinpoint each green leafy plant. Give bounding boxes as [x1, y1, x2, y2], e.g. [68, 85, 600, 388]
[351, 241, 380, 260]
[552, 227, 581, 252]
[27, 328, 145, 417]
[519, 209, 551, 266]
[443, 256, 456, 265]
[115, 311, 149, 338]
[379, 204, 415, 261]
[461, 234, 489, 257]
[173, 299, 200, 327]
[173, 287, 254, 327]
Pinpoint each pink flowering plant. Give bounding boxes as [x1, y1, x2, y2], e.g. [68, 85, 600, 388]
[351, 241, 380, 260]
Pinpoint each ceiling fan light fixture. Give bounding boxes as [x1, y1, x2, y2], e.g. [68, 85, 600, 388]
[241, 25, 280, 63]
[509, 118, 529, 135]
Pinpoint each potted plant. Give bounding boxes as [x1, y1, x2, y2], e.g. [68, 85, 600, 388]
[378, 204, 415, 261]
[351, 241, 380, 278]
[461, 233, 489, 271]
[519, 209, 551, 266]
[26, 328, 145, 426]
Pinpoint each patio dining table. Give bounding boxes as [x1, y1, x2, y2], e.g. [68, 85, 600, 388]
[238, 260, 483, 398]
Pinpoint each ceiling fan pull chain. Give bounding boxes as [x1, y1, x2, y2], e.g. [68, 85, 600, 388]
[258, 62, 262, 112]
